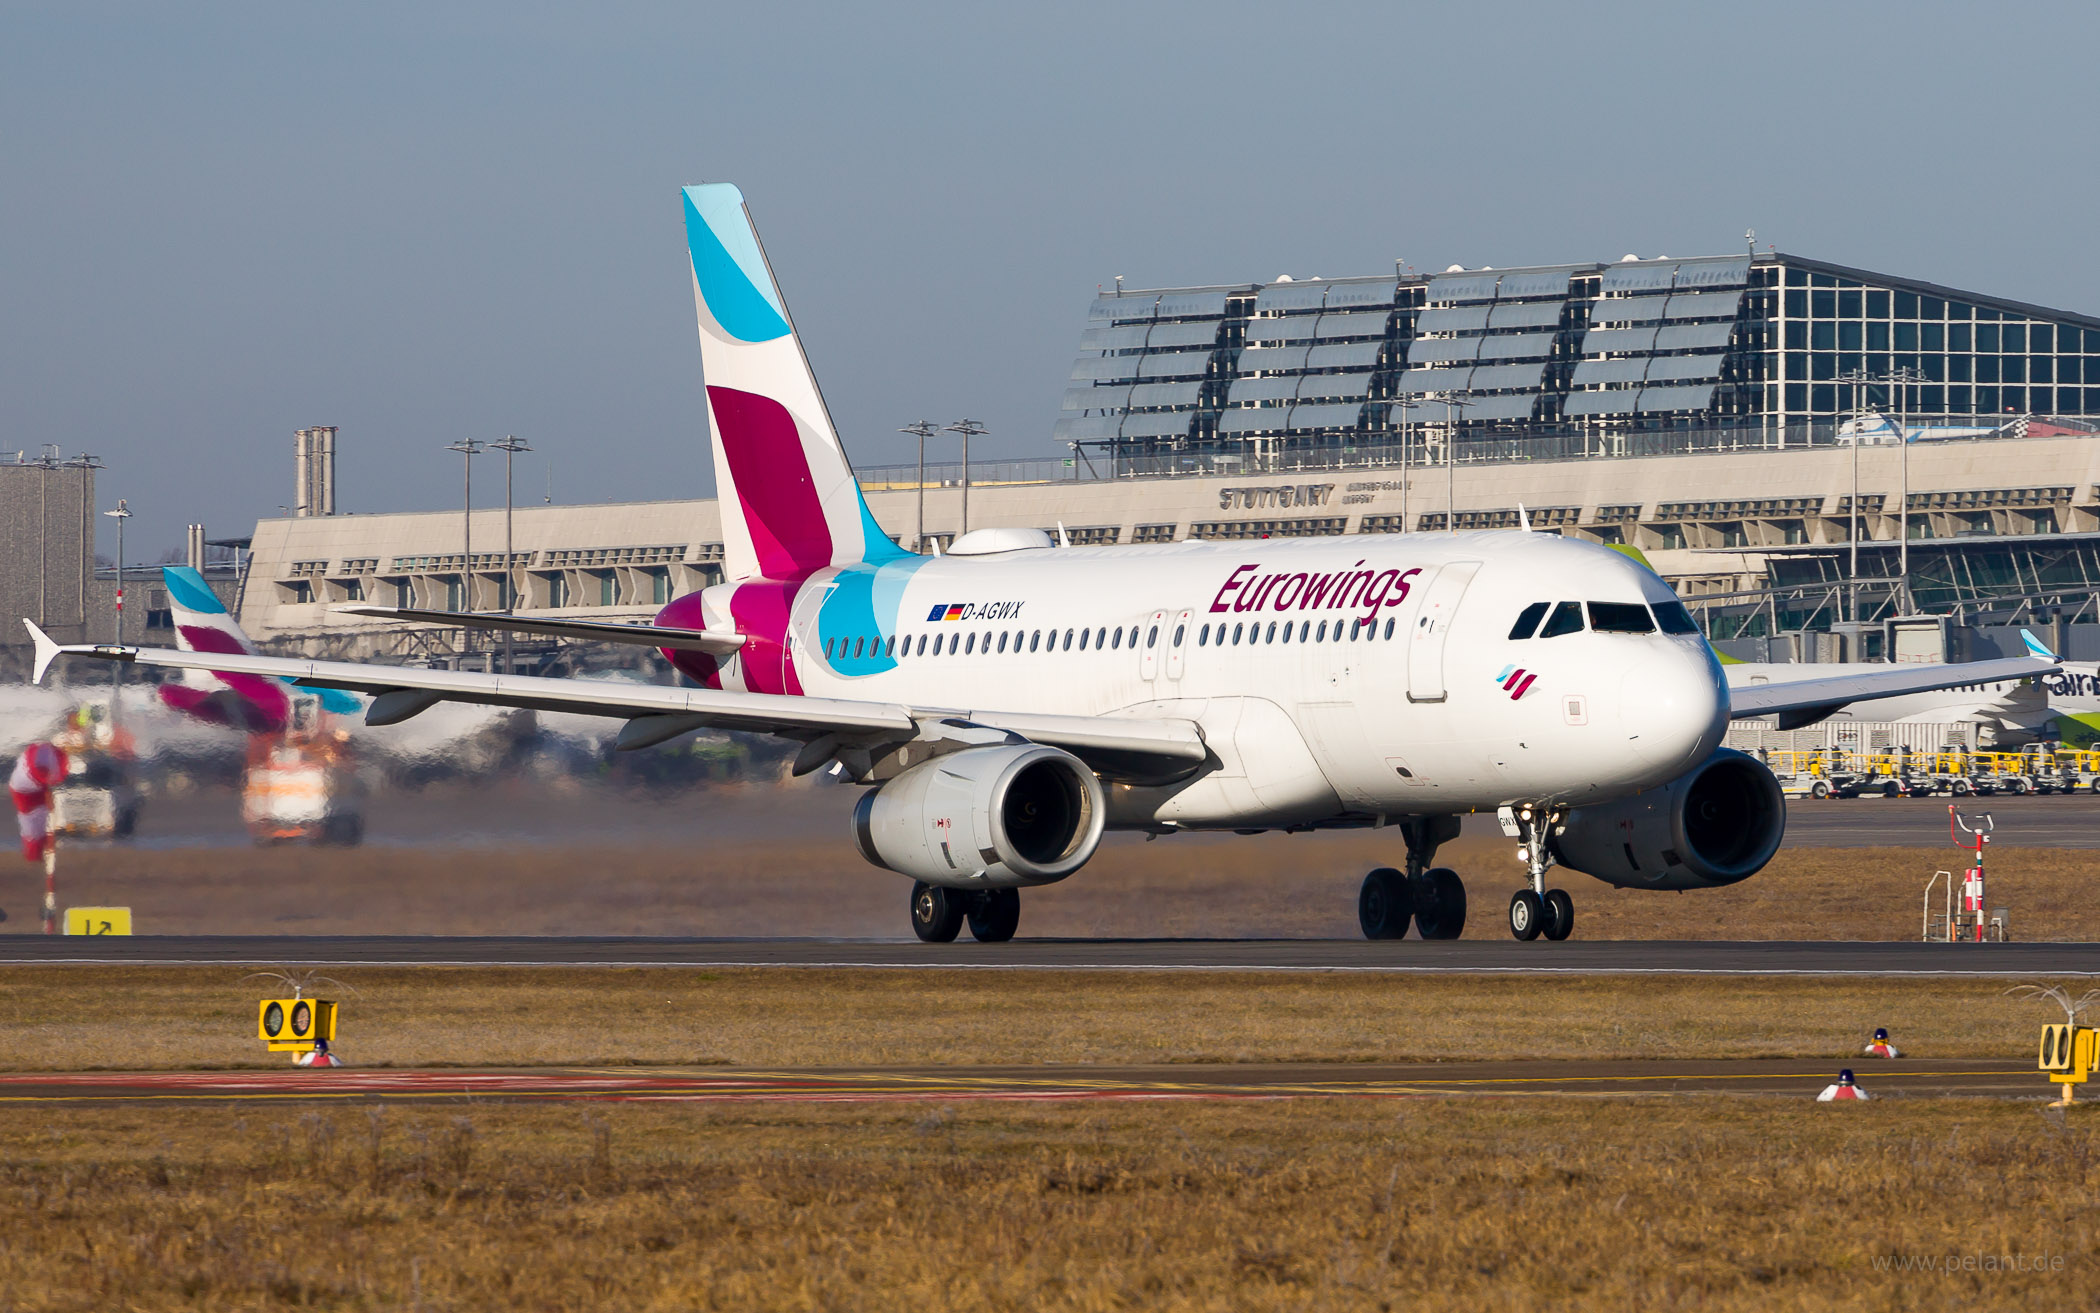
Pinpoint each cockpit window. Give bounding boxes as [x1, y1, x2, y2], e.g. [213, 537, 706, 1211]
[1588, 602, 1656, 634]
[1508, 602, 1549, 640]
[1538, 601, 1585, 638]
[1652, 601, 1701, 635]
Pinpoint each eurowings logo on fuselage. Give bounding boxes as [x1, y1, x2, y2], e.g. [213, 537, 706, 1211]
[1494, 665, 1538, 699]
[1210, 562, 1422, 625]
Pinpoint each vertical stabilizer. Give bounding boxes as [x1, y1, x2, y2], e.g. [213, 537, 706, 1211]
[683, 184, 907, 582]
[162, 566, 256, 656]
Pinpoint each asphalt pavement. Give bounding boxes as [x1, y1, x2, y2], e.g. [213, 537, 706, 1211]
[0, 1058, 2044, 1104]
[3, 935, 2094, 973]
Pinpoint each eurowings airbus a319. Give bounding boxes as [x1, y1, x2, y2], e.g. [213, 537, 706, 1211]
[28, 184, 2057, 943]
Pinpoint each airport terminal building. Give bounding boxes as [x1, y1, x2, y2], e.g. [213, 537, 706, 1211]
[221, 249, 2100, 670]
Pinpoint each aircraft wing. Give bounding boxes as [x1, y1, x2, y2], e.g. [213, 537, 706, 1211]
[25, 622, 1207, 777]
[1727, 657, 2057, 730]
[333, 605, 747, 655]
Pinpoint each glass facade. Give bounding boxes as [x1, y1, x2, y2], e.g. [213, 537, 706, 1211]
[1060, 254, 2100, 473]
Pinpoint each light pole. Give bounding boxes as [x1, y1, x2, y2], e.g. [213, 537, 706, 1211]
[103, 499, 130, 723]
[1393, 397, 1422, 532]
[1441, 394, 1472, 533]
[944, 419, 987, 541]
[1888, 365, 1923, 614]
[445, 438, 484, 620]
[900, 421, 938, 551]
[491, 435, 531, 673]
[1836, 368, 1872, 623]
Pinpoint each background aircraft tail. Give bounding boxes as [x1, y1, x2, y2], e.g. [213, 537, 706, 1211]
[682, 183, 907, 582]
[163, 566, 257, 658]
[160, 567, 359, 722]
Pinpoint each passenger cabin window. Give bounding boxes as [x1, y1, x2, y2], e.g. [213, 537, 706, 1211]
[1588, 602, 1656, 634]
[1538, 602, 1585, 638]
[1652, 601, 1701, 635]
[1509, 602, 1550, 640]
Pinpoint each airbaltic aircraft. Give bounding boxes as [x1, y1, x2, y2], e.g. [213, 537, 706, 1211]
[28, 184, 2057, 943]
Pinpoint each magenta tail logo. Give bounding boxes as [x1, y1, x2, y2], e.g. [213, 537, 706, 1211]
[1494, 665, 1538, 699]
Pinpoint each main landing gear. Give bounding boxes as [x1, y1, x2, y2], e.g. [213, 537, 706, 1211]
[1358, 815, 1468, 940]
[910, 882, 1020, 944]
[1504, 805, 1574, 942]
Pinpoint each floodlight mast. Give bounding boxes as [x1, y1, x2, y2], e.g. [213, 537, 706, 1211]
[1440, 394, 1472, 533]
[943, 420, 988, 539]
[900, 421, 939, 551]
[445, 439, 485, 655]
[491, 436, 531, 674]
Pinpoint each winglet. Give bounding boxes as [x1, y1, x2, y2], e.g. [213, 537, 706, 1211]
[24, 619, 60, 685]
[2022, 628, 2060, 661]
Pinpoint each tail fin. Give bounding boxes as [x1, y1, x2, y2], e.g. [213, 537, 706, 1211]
[163, 566, 257, 657]
[2022, 628, 2060, 660]
[683, 183, 907, 582]
[162, 567, 360, 716]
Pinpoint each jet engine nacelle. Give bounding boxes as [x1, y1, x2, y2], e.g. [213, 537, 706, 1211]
[1550, 748, 1786, 891]
[852, 744, 1105, 889]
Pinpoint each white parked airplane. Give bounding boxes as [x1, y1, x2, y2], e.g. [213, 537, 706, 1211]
[1724, 660, 2052, 744]
[26, 184, 2057, 943]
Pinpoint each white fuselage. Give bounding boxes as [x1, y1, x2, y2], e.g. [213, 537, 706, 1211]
[698, 531, 1730, 829]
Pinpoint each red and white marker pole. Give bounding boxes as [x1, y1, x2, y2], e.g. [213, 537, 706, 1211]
[41, 844, 56, 936]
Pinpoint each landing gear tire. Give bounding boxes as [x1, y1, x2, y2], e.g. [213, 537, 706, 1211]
[910, 882, 965, 943]
[1541, 888, 1575, 942]
[966, 888, 1021, 943]
[1509, 889, 1545, 942]
[1414, 867, 1467, 940]
[1358, 867, 1412, 940]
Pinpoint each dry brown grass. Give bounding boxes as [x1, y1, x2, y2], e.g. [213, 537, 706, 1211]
[4, 1097, 2096, 1311]
[13, 819, 2100, 940]
[0, 965, 2073, 1071]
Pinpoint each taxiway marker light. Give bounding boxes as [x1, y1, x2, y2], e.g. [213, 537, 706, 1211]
[1863, 1026, 1900, 1058]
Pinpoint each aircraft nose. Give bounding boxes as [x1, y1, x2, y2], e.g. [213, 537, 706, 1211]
[1618, 644, 1727, 775]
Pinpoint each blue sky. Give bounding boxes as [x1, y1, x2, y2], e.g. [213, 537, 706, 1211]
[5, 1, 2098, 554]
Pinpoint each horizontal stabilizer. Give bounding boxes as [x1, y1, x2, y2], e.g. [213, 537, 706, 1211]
[334, 605, 746, 655]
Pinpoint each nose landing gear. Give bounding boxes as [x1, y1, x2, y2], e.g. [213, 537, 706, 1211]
[1503, 805, 1575, 942]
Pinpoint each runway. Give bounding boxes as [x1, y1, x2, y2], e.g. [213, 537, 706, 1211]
[0, 1058, 2043, 1104]
[3, 935, 2095, 973]
[1776, 793, 2100, 847]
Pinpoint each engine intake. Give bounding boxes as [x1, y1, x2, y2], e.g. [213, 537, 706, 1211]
[1549, 748, 1785, 890]
[852, 744, 1105, 888]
